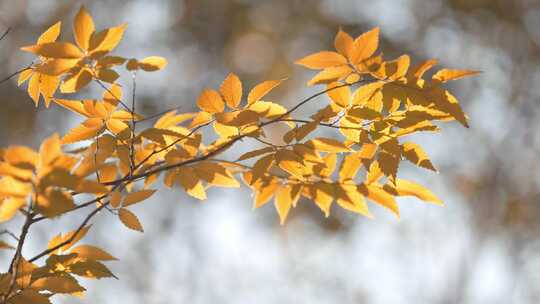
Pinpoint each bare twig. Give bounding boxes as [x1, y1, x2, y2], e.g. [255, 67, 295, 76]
[0, 27, 11, 42]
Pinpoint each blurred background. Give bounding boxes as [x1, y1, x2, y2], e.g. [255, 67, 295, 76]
[1, 0, 539, 303]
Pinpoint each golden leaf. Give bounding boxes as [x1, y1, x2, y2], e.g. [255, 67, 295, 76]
[0, 198, 26, 222]
[247, 79, 282, 105]
[327, 81, 350, 108]
[395, 179, 443, 205]
[350, 27, 379, 64]
[295, 51, 347, 69]
[307, 65, 352, 86]
[118, 208, 143, 232]
[360, 183, 399, 217]
[89, 24, 127, 56]
[432, 69, 480, 83]
[138, 56, 168, 72]
[307, 137, 350, 153]
[61, 68, 93, 93]
[71, 245, 117, 260]
[194, 162, 240, 188]
[37, 21, 62, 45]
[73, 6, 95, 50]
[275, 184, 301, 224]
[197, 89, 225, 113]
[21, 42, 84, 59]
[334, 28, 354, 59]
[220, 73, 242, 108]
[401, 142, 436, 171]
[123, 189, 157, 207]
[176, 167, 207, 200]
[32, 276, 85, 294]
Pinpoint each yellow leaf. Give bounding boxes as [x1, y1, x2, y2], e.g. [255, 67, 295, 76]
[21, 42, 84, 59]
[247, 79, 283, 104]
[197, 89, 225, 113]
[96, 68, 120, 83]
[432, 69, 480, 83]
[366, 160, 383, 184]
[37, 21, 62, 45]
[412, 59, 438, 79]
[176, 167, 207, 200]
[401, 142, 436, 171]
[109, 191, 121, 208]
[215, 110, 259, 127]
[96, 56, 127, 68]
[327, 81, 350, 108]
[384, 54, 410, 80]
[360, 183, 399, 217]
[17, 68, 33, 86]
[237, 147, 274, 161]
[378, 151, 399, 182]
[336, 184, 371, 217]
[0, 198, 26, 222]
[253, 178, 279, 208]
[307, 137, 350, 153]
[275, 184, 300, 225]
[9, 290, 51, 304]
[39, 74, 60, 107]
[311, 182, 334, 217]
[62, 123, 102, 144]
[194, 162, 240, 188]
[247, 101, 287, 119]
[138, 56, 168, 71]
[103, 83, 123, 105]
[69, 259, 116, 279]
[106, 119, 129, 134]
[350, 27, 379, 63]
[36, 58, 80, 76]
[61, 68, 93, 93]
[295, 51, 347, 69]
[3, 146, 38, 168]
[339, 153, 362, 182]
[220, 73, 242, 108]
[118, 208, 143, 232]
[251, 154, 274, 182]
[89, 24, 127, 56]
[307, 65, 352, 86]
[123, 189, 156, 207]
[39, 133, 61, 168]
[27, 73, 40, 106]
[47, 225, 91, 254]
[32, 276, 85, 294]
[71, 245, 117, 260]
[36, 189, 75, 218]
[334, 28, 354, 59]
[73, 6, 95, 50]
[395, 179, 443, 205]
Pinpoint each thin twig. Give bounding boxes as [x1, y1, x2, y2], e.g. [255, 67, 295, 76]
[0, 65, 32, 86]
[0, 27, 11, 42]
[0, 230, 19, 241]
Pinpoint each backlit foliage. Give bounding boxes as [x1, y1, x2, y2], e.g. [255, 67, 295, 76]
[0, 7, 477, 303]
